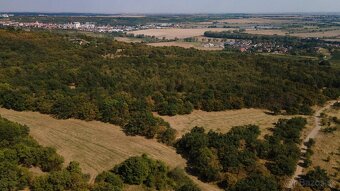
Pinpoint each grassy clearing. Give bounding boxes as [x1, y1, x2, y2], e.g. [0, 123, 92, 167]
[155, 108, 302, 138]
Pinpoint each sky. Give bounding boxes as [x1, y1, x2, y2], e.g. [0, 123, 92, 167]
[0, 0, 339, 14]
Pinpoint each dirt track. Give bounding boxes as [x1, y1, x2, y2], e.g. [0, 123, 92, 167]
[286, 100, 338, 189]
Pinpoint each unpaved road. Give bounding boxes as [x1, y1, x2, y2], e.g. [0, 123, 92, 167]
[286, 100, 339, 189]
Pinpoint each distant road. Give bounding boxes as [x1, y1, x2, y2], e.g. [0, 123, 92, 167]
[286, 100, 338, 189]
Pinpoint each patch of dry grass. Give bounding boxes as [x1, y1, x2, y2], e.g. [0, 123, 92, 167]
[0, 108, 186, 182]
[155, 109, 300, 138]
[0, 108, 222, 191]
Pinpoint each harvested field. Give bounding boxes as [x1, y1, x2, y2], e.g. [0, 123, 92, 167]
[114, 37, 143, 43]
[217, 18, 291, 24]
[0, 108, 186, 181]
[245, 29, 288, 36]
[129, 28, 233, 39]
[290, 30, 340, 38]
[155, 109, 299, 138]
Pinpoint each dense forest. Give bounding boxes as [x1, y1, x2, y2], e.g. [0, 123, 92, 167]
[0, 29, 340, 143]
[0, 116, 199, 191]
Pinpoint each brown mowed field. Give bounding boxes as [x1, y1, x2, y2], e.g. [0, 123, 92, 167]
[309, 107, 340, 188]
[245, 29, 288, 36]
[0, 108, 186, 181]
[0, 108, 223, 191]
[128, 28, 233, 39]
[155, 109, 300, 138]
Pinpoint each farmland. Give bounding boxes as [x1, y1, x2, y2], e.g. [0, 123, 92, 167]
[128, 28, 233, 39]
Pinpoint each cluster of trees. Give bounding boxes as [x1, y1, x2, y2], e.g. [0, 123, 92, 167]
[175, 125, 278, 190]
[300, 167, 331, 191]
[94, 154, 200, 191]
[0, 29, 339, 142]
[256, 117, 307, 177]
[175, 117, 308, 190]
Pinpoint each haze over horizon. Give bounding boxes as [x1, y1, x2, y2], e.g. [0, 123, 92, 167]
[1, 0, 340, 14]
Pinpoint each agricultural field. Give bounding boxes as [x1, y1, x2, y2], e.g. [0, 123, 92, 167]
[309, 104, 340, 188]
[147, 41, 223, 50]
[216, 18, 292, 24]
[128, 28, 233, 39]
[155, 108, 305, 138]
[289, 29, 340, 39]
[245, 29, 288, 36]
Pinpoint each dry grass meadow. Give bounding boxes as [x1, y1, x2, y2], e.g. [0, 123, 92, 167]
[128, 28, 232, 39]
[0, 108, 186, 181]
[155, 108, 300, 138]
[309, 107, 340, 188]
[0, 108, 223, 191]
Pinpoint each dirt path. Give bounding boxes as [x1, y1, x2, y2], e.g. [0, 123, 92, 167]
[286, 100, 338, 189]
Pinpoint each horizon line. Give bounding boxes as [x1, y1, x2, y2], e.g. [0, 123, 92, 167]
[1, 11, 340, 15]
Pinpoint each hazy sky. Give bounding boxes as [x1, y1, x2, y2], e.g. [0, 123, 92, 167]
[0, 0, 339, 14]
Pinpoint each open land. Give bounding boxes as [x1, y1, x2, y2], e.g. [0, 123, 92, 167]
[309, 105, 340, 188]
[155, 108, 305, 138]
[0, 108, 186, 181]
[0, 108, 222, 191]
[147, 41, 223, 50]
[128, 28, 233, 39]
